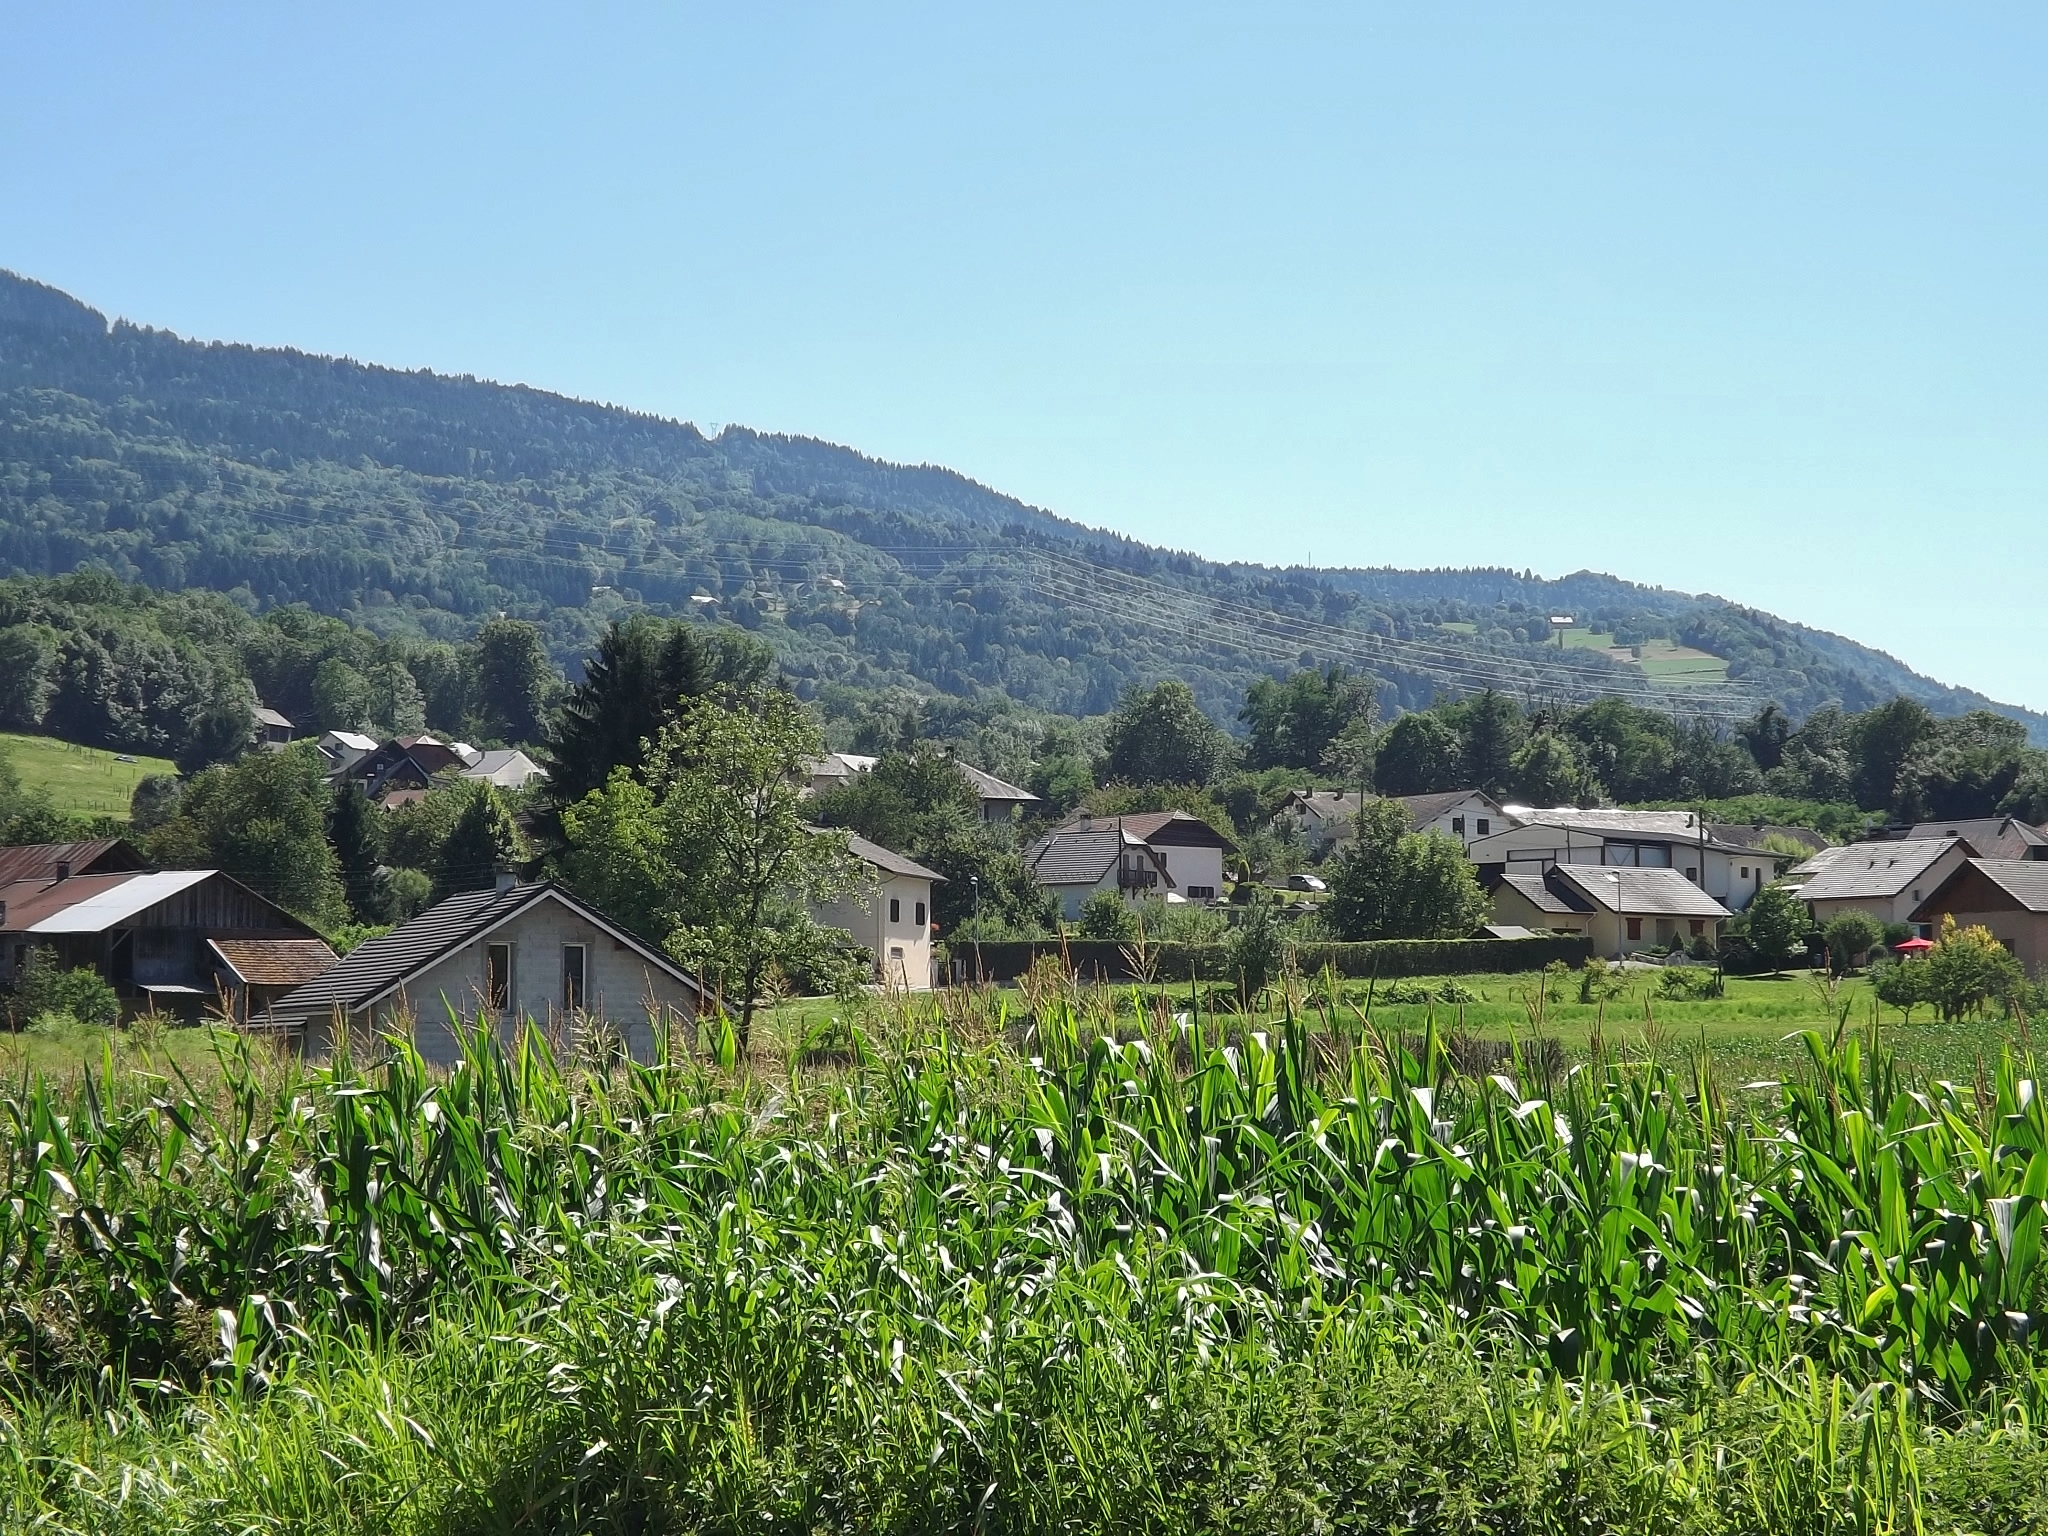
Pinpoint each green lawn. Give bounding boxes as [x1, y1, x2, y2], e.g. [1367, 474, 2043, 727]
[0, 729, 174, 819]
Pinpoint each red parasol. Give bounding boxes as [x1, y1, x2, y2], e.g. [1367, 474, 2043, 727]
[1893, 936, 1934, 954]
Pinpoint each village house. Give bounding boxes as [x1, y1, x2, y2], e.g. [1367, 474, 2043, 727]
[1489, 863, 1732, 957]
[1910, 859, 2048, 978]
[1027, 810, 1236, 915]
[263, 877, 703, 1062]
[1, 848, 333, 1019]
[952, 761, 1042, 824]
[809, 833, 946, 991]
[1276, 788, 1508, 854]
[1895, 817, 2048, 861]
[1023, 820, 1178, 920]
[804, 752, 1040, 824]
[1466, 807, 1788, 912]
[1781, 836, 1976, 934]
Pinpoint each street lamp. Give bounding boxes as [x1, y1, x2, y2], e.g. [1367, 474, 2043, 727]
[970, 874, 982, 985]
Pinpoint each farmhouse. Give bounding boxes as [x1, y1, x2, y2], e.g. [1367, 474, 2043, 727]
[264, 878, 703, 1063]
[1909, 859, 2048, 978]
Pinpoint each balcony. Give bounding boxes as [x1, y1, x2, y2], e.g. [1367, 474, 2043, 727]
[1117, 867, 1159, 891]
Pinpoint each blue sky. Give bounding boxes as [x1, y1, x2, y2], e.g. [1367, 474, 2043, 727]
[4, 4, 2045, 706]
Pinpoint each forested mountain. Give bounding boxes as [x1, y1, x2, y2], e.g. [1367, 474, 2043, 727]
[4, 267, 2042, 741]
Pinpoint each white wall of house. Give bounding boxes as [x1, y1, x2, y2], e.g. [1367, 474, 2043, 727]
[1412, 793, 1507, 849]
[1148, 843, 1226, 902]
[313, 899, 697, 1064]
[813, 870, 937, 990]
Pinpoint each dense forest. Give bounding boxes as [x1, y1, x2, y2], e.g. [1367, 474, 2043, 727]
[3, 267, 2044, 741]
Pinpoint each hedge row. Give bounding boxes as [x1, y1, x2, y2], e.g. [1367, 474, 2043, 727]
[951, 935, 1593, 984]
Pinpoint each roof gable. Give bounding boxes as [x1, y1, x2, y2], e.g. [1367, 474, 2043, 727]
[1790, 837, 1967, 900]
[1915, 857, 2048, 918]
[0, 839, 148, 886]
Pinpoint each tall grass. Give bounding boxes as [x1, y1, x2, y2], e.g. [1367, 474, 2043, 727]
[0, 992, 2044, 1531]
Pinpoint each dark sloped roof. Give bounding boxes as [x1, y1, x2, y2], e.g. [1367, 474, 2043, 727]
[1025, 827, 1124, 884]
[266, 882, 703, 1022]
[1553, 865, 1732, 918]
[0, 839, 147, 886]
[843, 832, 946, 883]
[1904, 818, 2048, 860]
[1499, 871, 1590, 915]
[1109, 810, 1238, 853]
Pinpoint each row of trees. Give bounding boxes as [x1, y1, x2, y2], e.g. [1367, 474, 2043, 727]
[0, 572, 560, 769]
[1066, 673, 2048, 838]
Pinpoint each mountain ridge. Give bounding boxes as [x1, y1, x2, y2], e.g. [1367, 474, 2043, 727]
[3, 267, 2042, 742]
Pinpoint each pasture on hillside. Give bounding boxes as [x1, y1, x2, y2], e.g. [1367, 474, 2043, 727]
[0, 730, 172, 819]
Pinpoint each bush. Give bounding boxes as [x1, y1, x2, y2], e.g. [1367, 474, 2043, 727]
[1656, 966, 1722, 1000]
[7, 947, 119, 1028]
[1578, 956, 1633, 1004]
[1077, 890, 1138, 942]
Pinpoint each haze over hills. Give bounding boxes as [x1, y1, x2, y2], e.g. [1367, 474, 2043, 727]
[3, 267, 2041, 742]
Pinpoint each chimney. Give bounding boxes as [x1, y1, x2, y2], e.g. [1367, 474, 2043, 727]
[495, 868, 517, 895]
[54, 861, 71, 882]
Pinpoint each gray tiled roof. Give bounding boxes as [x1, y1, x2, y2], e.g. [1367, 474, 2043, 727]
[953, 762, 1039, 804]
[1552, 865, 1733, 918]
[843, 832, 947, 883]
[1024, 827, 1124, 885]
[1789, 838, 1964, 901]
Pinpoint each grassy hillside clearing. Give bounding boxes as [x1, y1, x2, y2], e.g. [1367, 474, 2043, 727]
[0, 730, 171, 818]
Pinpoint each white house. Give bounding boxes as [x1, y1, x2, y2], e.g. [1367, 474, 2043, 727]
[1782, 837, 1975, 933]
[1023, 821, 1177, 920]
[1467, 807, 1787, 913]
[810, 833, 945, 991]
[263, 879, 705, 1063]
[1027, 811, 1235, 914]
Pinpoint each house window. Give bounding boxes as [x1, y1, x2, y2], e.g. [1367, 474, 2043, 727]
[1451, 816, 1465, 834]
[1186, 885, 1215, 899]
[889, 897, 901, 924]
[1476, 818, 1490, 836]
[485, 942, 513, 1012]
[915, 901, 927, 928]
[562, 944, 587, 1012]
[1739, 866, 1749, 879]
[1689, 920, 1704, 937]
[1625, 917, 1643, 942]
[1685, 866, 1699, 882]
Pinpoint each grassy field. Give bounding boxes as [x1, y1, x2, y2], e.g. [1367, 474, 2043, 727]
[0, 729, 173, 818]
[760, 970, 2023, 1094]
[1638, 640, 1733, 685]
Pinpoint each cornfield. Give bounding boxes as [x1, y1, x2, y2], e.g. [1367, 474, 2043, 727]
[1, 991, 2045, 1532]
